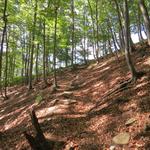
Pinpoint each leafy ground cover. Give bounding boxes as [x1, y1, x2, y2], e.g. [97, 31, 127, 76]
[0, 43, 150, 150]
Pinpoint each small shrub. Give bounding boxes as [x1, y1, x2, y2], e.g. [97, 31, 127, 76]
[35, 94, 43, 104]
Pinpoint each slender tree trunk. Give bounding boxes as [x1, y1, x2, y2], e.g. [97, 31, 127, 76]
[43, 20, 48, 86]
[4, 31, 8, 99]
[35, 43, 39, 83]
[137, 6, 144, 41]
[142, 23, 147, 37]
[74, 38, 77, 65]
[53, 5, 59, 88]
[112, 30, 118, 51]
[28, 0, 37, 90]
[107, 19, 119, 61]
[87, 0, 99, 62]
[21, 34, 26, 85]
[124, 0, 137, 81]
[83, 5, 87, 64]
[0, 0, 7, 96]
[108, 39, 113, 54]
[139, 0, 150, 46]
[113, 0, 125, 49]
[71, 0, 75, 67]
[113, 28, 121, 49]
[95, 0, 100, 61]
[65, 49, 68, 67]
[46, 36, 49, 76]
[25, 34, 31, 85]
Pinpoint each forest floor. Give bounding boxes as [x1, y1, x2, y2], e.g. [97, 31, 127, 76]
[0, 42, 150, 150]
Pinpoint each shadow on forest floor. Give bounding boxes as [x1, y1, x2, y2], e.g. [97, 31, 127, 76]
[0, 44, 150, 149]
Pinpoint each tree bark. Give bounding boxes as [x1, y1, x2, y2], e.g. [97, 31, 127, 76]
[71, 0, 75, 67]
[139, 0, 150, 46]
[137, 6, 144, 41]
[87, 0, 99, 62]
[124, 0, 137, 81]
[35, 43, 39, 83]
[53, 5, 59, 88]
[113, 0, 125, 49]
[0, 0, 8, 96]
[83, 4, 87, 64]
[4, 31, 8, 99]
[43, 20, 48, 86]
[28, 0, 37, 90]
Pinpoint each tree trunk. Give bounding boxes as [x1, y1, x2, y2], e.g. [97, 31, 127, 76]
[43, 20, 48, 86]
[4, 32, 8, 99]
[83, 5, 87, 64]
[124, 0, 137, 81]
[71, 0, 75, 67]
[139, 0, 150, 46]
[53, 5, 59, 88]
[87, 0, 99, 62]
[137, 6, 144, 41]
[95, 0, 100, 61]
[108, 39, 113, 55]
[35, 43, 39, 83]
[0, 0, 7, 96]
[28, 0, 37, 90]
[113, 0, 125, 49]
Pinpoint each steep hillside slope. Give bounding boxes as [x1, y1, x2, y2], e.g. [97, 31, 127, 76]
[0, 43, 150, 150]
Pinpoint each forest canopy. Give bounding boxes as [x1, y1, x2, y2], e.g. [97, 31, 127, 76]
[0, 0, 150, 94]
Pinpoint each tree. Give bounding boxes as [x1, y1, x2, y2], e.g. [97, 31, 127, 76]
[0, 0, 8, 96]
[53, 2, 59, 88]
[139, 0, 150, 46]
[113, 0, 125, 50]
[43, 20, 48, 86]
[0, 0, 148, 90]
[28, 0, 38, 90]
[124, 0, 138, 81]
[71, 0, 75, 67]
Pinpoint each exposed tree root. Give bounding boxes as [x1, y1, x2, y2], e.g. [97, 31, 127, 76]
[102, 79, 132, 100]
[89, 71, 145, 113]
[102, 71, 145, 100]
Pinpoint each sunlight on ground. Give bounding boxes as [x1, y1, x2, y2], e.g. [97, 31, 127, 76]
[37, 104, 69, 119]
[135, 81, 149, 89]
[137, 91, 147, 97]
[98, 66, 110, 74]
[6, 90, 18, 96]
[93, 81, 104, 88]
[1, 41, 150, 149]
[95, 62, 107, 69]
[109, 76, 122, 87]
[87, 63, 97, 69]
[1, 104, 35, 131]
[144, 57, 150, 66]
[75, 101, 94, 113]
[88, 115, 109, 133]
[125, 103, 137, 111]
[0, 106, 26, 121]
